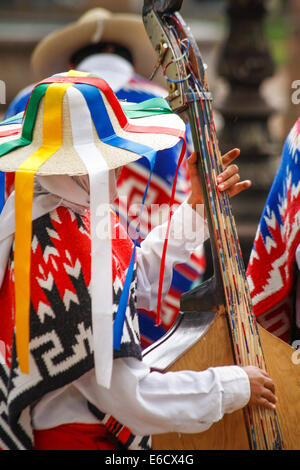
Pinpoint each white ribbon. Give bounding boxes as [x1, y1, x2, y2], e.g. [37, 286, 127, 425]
[67, 86, 113, 388]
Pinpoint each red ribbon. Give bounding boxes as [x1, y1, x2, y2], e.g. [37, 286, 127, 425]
[0, 128, 21, 138]
[156, 138, 187, 325]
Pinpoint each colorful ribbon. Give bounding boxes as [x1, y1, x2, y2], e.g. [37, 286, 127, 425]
[0, 83, 50, 158]
[0, 172, 4, 209]
[74, 82, 158, 351]
[67, 85, 114, 387]
[14, 82, 72, 373]
[0, 112, 24, 126]
[156, 138, 187, 325]
[121, 97, 173, 119]
[70, 78, 185, 348]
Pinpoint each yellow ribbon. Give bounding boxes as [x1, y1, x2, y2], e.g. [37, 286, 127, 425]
[67, 69, 89, 77]
[14, 82, 72, 373]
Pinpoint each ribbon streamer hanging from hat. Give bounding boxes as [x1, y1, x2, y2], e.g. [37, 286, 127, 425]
[14, 82, 72, 373]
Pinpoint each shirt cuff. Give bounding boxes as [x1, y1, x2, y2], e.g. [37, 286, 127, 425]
[296, 243, 300, 270]
[169, 201, 209, 252]
[214, 366, 251, 414]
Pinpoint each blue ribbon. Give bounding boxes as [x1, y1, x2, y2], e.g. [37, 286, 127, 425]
[76, 83, 158, 349]
[0, 172, 4, 211]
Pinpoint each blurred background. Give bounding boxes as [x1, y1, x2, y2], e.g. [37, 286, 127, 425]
[0, 0, 299, 267]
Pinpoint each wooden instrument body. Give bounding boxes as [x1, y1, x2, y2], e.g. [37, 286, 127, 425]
[143, 310, 300, 450]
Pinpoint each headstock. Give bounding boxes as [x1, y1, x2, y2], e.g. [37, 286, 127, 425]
[143, 0, 183, 15]
[143, 0, 210, 116]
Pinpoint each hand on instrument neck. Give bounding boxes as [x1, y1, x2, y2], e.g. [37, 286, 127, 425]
[187, 148, 251, 211]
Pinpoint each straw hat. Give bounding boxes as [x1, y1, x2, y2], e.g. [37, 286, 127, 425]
[31, 8, 160, 83]
[76, 0, 141, 14]
[0, 74, 184, 175]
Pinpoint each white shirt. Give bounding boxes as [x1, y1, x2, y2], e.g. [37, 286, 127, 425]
[77, 54, 134, 93]
[31, 202, 250, 435]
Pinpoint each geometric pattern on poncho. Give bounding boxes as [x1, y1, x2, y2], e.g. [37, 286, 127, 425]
[0, 206, 150, 450]
[246, 118, 300, 342]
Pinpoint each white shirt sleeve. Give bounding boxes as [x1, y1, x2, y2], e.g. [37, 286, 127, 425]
[72, 357, 250, 436]
[136, 201, 209, 311]
[31, 356, 250, 435]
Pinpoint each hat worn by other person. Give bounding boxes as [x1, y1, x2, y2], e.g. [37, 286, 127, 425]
[31, 8, 163, 85]
[0, 71, 185, 389]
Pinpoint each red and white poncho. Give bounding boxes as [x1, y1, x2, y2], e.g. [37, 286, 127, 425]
[0, 206, 147, 450]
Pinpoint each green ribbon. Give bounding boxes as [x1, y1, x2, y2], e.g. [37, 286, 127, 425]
[0, 112, 24, 126]
[0, 84, 50, 157]
[121, 97, 173, 119]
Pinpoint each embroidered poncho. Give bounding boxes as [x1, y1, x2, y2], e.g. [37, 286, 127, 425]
[0, 206, 150, 450]
[246, 119, 300, 342]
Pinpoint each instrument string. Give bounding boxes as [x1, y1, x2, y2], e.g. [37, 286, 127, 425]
[162, 15, 191, 84]
[192, 73, 282, 450]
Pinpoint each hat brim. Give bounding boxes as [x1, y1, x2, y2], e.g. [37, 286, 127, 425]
[31, 11, 165, 86]
[0, 91, 185, 176]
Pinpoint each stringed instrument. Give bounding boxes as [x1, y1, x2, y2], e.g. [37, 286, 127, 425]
[142, 0, 300, 450]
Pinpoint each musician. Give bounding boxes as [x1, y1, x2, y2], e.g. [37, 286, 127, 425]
[2, 7, 204, 350]
[0, 76, 277, 451]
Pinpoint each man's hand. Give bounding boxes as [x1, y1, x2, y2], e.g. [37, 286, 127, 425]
[187, 148, 251, 209]
[242, 366, 277, 411]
